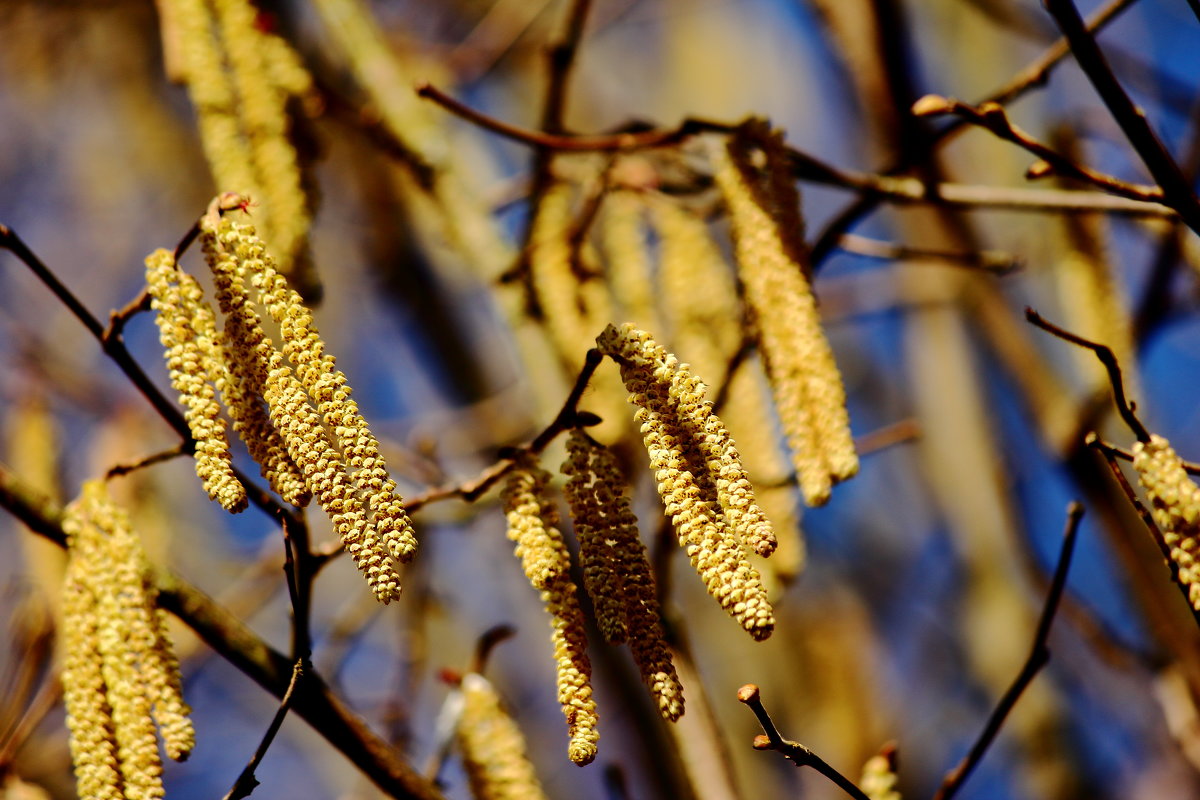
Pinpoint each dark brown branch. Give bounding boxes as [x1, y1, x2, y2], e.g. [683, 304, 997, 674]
[912, 95, 1162, 201]
[1043, 0, 1200, 234]
[104, 445, 189, 480]
[416, 82, 736, 153]
[932, 502, 1085, 800]
[223, 659, 306, 800]
[736, 684, 872, 800]
[0, 464, 445, 800]
[1024, 307, 1150, 442]
[1094, 438, 1200, 476]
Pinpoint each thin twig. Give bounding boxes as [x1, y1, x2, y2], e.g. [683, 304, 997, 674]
[417, 82, 736, 152]
[222, 659, 307, 800]
[1091, 438, 1200, 476]
[736, 683, 873, 800]
[1024, 307, 1150, 442]
[932, 502, 1085, 800]
[1043, 0, 1200, 234]
[102, 288, 152, 345]
[104, 445, 188, 480]
[912, 95, 1162, 201]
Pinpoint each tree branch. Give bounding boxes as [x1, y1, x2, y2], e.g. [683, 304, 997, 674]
[223, 659, 307, 800]
[932, 502, 1085, 800]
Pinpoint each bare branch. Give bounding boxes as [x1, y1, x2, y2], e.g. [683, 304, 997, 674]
[223, 659, 306, 800]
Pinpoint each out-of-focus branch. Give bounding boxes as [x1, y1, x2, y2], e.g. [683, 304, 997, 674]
[836, 233, 1021, 273]
[932, 502, 1084, 800]
[736, 684, 872, 800]
[0, 464, 445, 800]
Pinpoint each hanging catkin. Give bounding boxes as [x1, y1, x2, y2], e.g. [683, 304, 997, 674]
[60, 481, 194, 800]
[455, 673, 551, 800]
[501, 453, 599, 764]
[712, 125, 857, 506]
[596, 323, 776, 641]
[1132, 434, 1200, 609]
[199, 203, 416, 603]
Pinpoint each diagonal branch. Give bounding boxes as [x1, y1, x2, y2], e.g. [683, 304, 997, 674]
[932, 502, 1085, 800]
[223, 659, 307, 800]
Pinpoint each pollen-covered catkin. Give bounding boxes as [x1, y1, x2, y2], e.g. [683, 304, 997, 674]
[146, 248, 247, 513]
[1132, 434, 1200, 609]
[456, 673, 550, 800]
[563, 431, 684, 721]
[200, 208, 414, 602]
[596, 323, 775, 641]
[860, 748, 902, 800]
[501, 455, 599, 764]
[60, 482, 194, 800]
[712, 129, 857, 506]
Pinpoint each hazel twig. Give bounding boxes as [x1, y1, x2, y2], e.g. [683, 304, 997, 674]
[223, 659, 306, 800]
[104, 445, 189, 480]
[1025, 307, 1149, 442]
[836, 234, 1022, 273]
[911, 95, 1161, 201]
[932, 502, 1085, 800]
[1043, 0, 1200, 235]
[736, 684, 872, 800]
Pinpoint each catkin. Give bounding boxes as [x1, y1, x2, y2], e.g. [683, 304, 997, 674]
[60, 481, 194, 800]
[860, 748, 901, 800]
[596, 323, 775, 641]
[601, 189, 660, 333]
[712, 128, 857, 506]
[456, 673, 550, 800]
[501, 455, 599, 764]
[562, 430, 684, 721]
[200, 209, 415, 602]
[1132, 434, 1200, 609]
[163, 0, 318, 293]
[146, 248, 247, 512]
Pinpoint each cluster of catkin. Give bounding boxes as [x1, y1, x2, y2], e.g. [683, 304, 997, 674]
[1132, 434, 1200, 609]
[60, 481, 194, 800]
[712, 124, 858, 507]
[161, 0, 319, 296]
[596, 323, 778, 640]
[146, 200, 417, 603]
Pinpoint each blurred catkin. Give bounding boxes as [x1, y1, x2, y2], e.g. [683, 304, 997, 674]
[1133, 434, 1200, 609]
[860, 747, 901, 800]
[713, 127, 857, 506]
[596, 323, 776, 640]
[162, 0, 319, 296]
[501, 454, 599, 764]
[60, 481, 194, 800]
[455, 673, 550, 800]
[145, 247, 247, 512]
[200, 207, 416, 603]
[562, 430, 684, 721]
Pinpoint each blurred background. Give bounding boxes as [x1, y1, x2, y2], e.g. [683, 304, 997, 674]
[3, 0, 1200, 798]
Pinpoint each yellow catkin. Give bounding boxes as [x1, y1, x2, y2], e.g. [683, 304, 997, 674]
[596, 323, 775, 641]
[563, 431, 684, 721]
[860, 748, 901, 800]
[201, 213, 311, 506]
[501, 455, 599, 764]
[653, 197, 806, 583]
[60, 482, 194, 800]
[164, 0, 317, 292]
[146, 248, 247, 512]
[456, 673, 550, 800]
[712, 130, 857, 506]
[200, 207, 415, 603]
[1132, 434, 1200, 609]
[600, 189, 660, 332]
